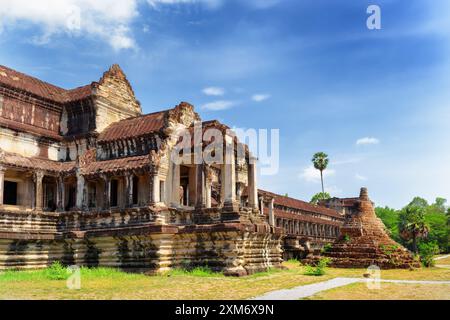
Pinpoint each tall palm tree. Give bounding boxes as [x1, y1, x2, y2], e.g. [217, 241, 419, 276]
[312, 152, 329, 194]
[399, 205, 429, 254]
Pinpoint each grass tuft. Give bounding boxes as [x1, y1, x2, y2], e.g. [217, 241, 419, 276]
[166, 266, 224, 278]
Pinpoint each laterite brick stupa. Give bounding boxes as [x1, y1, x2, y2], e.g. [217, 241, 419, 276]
[320, 188, 420, 269]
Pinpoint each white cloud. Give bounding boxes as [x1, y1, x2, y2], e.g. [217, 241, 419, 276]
[355, 174, 367, 181]
[0, 0, 138, 50]
[202, 87, 225, 96]
[201, 100, 237, 111]
[147, 0, 223, 10]
[299, 165, 335, 183]
[356, 137, 380, 146]
[252, 94, 271, 102]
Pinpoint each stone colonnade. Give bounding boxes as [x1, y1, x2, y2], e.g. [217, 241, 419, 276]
[0, 153, 258, 213]
[275, 217, 339, 238]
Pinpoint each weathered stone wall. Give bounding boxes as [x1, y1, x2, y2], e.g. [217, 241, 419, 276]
[94, 65, 142, 133]
[0, 208, 283, 275]
[0, 88, 61, 135]
[0, 127, 61, 160]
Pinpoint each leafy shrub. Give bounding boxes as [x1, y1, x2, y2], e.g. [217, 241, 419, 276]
[380, 244, 399, 256]
[44, 261, 69, 280]
[321, 243, 333, 253]
[343, 235, 351, 242]
[304, 258, 330, 276]
[418, 242, 440, 267]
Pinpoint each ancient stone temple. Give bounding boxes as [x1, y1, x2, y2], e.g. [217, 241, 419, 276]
[0, 64, 283, 276]
[317, 188, 420, 269]
[249, 190, 344, 259]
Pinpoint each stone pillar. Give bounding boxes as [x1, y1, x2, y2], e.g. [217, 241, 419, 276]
[34, 171, 44, 211]
[125, 173, 133, 208]
[204, 166, 212, 209]
[75, 170, 85, 209]
[247, 156, 258, 210]
[56, 175, 65, 212]
[195, 164, 205, 209]
[0, 166, 4, 206]
[150, 173, 160, 205]
[205, 181, 212, 209]
[268, 198, 275, 227]
[259, 197, 264, 215]
[171, 162, 180, 207]
[102, 175, 111, 210]
[222, 137, 237, 210]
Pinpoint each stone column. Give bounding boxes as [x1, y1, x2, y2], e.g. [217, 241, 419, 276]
[150, 172, 160, 205]
[259, 197, 264, 215]
[222, 137, 237, 210]
[195, 164, 205, 209]
[268, 198, 275, 227]
[0, 166, 4, 206]
[102, 175, 111, 210]
[56, 175, 65, 211]
[75, 170, 85, 209]
[205, 180, 212, 209]
[247, 156, 258, 210]
[204, 166, 212, 209]
[34, 171, 44, 211]
[125, 174, 133, 208]
[171, 162, 180, 207]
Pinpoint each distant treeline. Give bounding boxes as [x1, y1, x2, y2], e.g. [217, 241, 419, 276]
[375, 197, 449, 254]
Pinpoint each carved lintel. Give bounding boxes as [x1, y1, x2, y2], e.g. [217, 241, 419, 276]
[33, 170, 45, 183]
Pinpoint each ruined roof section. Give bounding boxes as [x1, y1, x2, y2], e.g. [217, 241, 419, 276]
[0, 65, 94, 103]
[97, 110, 168, 143]
[98, 102, 201, 143]
[316, 188, 420, 269]
[258, 189, 344, 219]
[81, 154, 151, 175]
[0, 151, 75, 173]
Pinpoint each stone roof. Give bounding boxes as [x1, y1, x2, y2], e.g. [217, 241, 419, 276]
[0, 65, 93, 103]
[258, 189, 343, 219]
[0, 151, 75, 173]
[97, 110, 167, 143]
[81, 154, 151, 175]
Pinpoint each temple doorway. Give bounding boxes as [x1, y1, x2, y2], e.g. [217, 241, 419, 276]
[3, 181, 18, 205]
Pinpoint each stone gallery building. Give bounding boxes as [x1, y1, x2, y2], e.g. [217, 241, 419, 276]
[250, 190, 344, 259]
[0, 64, 344, 275]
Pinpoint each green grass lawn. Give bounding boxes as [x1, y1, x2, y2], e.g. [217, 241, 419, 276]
[0, 260, 449, 300]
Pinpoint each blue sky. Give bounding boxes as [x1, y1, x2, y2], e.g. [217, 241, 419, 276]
[0, 0, 449, 208]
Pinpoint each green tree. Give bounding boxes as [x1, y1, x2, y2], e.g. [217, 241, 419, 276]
[312, 152, 329, 194]
[432, 197, 447, 213]
[408, 197, 429, 209]
[375, 206, 400, 241]
[310, 192, 331, 205]
[399, 205, 429, 254]
[418, 242, 440, 267]
[424, 208, 448, 252]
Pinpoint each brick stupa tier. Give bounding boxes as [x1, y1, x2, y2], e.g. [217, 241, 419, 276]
[319, 188, 420, 269]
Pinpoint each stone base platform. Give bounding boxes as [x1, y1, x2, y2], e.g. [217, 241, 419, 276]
[0, 207, 283, 276]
